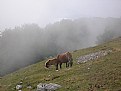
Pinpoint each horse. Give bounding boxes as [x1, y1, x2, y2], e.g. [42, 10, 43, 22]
[57, 52, 73, 68]
[45, 58, 59, 69]
[45, 52, 73, 70]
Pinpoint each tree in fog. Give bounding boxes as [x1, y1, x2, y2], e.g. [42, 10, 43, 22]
[0, 20, 90, 76]
[1, 17, 121, 76]
[97, 18, 121, 44]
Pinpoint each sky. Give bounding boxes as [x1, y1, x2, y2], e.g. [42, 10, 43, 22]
[0, 0, 121, 30]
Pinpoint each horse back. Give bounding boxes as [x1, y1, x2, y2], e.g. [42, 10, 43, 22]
[57, 53, 69, 63]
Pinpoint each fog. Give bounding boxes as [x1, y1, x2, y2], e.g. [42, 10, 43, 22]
[1, 18, 121, 76]
[0, 0, 121, 29]
[0, 0, 121, 76]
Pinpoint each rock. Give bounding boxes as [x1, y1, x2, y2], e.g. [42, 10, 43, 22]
[37, 83, 61, 91]
[16, 81, 23, 90]
[87, 67, 90, 70]
[18, 90, 22, 91]
[77, 50, 112, 64]
[16, 85, 22, 90]
[27, 85, 32, 89]
[37, 83, 46, 91]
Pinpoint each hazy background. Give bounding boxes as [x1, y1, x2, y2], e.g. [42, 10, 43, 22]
[0, 0, 121, 76]
[0, 0, 121, 29]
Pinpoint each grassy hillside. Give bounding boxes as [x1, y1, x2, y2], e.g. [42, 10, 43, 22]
[0, 37, 121, 91]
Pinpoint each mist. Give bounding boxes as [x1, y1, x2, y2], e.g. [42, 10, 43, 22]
[0, 0, 121, 29]
[0, 0, 121, 76]
[0, 18, 121, 76]
[0, 19, 90, 76]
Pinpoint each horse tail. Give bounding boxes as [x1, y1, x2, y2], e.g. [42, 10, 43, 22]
[66, 52, 71, 62]
[66, 52, 73, 67]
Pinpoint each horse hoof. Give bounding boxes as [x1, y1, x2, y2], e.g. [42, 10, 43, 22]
[56, 70, 59, 71]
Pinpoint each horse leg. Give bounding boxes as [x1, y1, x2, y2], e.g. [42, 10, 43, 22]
[60, 63, 62, 69]
[66, 62, 69, 68]
[68, 62, 69, 67]
[70, 61, 73, 67]
[56, 63, 58, 70]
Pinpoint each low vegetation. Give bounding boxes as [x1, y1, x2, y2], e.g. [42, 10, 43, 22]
[0, 37, 121, 91]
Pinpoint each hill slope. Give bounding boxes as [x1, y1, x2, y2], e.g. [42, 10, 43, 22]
[0, 37, 121, 91]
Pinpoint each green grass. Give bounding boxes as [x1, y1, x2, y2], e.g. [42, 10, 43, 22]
[0, 37, 121, 91]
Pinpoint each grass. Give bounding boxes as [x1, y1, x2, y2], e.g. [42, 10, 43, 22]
[0, 37, 121, 91]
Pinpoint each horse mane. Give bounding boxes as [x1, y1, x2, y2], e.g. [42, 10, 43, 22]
[46, 58, 57, 62]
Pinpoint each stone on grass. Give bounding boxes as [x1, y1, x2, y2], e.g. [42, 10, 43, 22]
[37, 83, 61, 91]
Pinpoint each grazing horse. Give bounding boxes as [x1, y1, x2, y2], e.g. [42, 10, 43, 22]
[45, 52, 73, 70]
[57, 52, 73, 69]
[45, 58, 59, 69]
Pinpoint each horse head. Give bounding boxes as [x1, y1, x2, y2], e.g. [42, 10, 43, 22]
[45, 58, 58, 68]
[45, 60, 51, 68]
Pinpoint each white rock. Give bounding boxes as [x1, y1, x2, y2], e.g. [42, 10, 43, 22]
[37, 83, 61, 91]
[16, 85, 22, 90]
[87, 67, 90, 70]
[27, 86, 32, 89]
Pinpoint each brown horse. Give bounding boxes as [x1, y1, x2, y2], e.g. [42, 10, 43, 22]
[57, 52, 73, 68]
[45, 58, 58, 68]
[45, 52, 73, 70]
